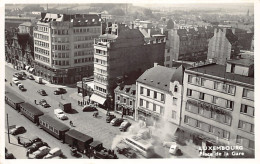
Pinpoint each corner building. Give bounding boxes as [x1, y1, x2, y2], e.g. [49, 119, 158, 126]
[181, 58, 254, 156]
[92, 23, 165, 105]
[33, 13, 101, 84]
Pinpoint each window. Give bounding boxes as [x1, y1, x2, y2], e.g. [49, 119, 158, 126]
[226, 100, 234, 109]
[172, 97, 177, 105]
[223, 131, 230, 139]
[214, 81, 220, 90]
[240, 104, 254, 116]
[154, 91, 157, 99]
[172, 111, 176, 119]
[153, 104, 156, 111]
[174, 86, 178, 92]
[242, 88, 254, 100]
[196, 121, 201, 128]
[199, 92, 205, 100]
[140, 99, 143, 106]
[188, 75, 192, 83]
[236, 135, 242, 144]
[209, 125, 213, 133]
[161, 94, 164, 101]
[140, 87, 144, 94]
[212, 96, 218, 104]
[146, 101, 149, 109]
[124, 98, 126, 103]
[147, 89, 150, 96]
[184, 115, 188, 123]
[249, 140, 255, 149]
[160, 106, 164, 115]
[187, 89, 192, 96]
[130, 101, 132, 106]
[201, 78, 206, 86]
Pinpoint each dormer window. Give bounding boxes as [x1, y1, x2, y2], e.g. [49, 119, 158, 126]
[174, 85, 178, 92]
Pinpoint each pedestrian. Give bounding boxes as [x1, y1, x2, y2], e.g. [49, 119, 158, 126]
[78, 101, 80, 105]
[121, 114, 123, 119]
[34, 100, 37, 105]
[10, 82, 12, 86]
[70, 121, 73, 126]
[17, 136, 21, 144]
[80, 101, 82, 106]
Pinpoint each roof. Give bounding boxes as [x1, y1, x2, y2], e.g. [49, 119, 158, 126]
[5, 92, 24, 104]
[39, 115, 70, 131]
[115, 84, 136, 96]
[19, 22, 33, 27]
[227, 58, 254, 67]
[99, 34, 118, 40]
[89, 141, 102, 148]
[171, 65, 185, 85]
[187, 63, 254, 85]
[20, 103, 44, 116]
[137, 65, 176, 91]
[65, 129, 93, 143]
[172, 61, 192, 69]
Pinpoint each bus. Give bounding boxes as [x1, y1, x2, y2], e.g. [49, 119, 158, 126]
[123, 135, 155, 158]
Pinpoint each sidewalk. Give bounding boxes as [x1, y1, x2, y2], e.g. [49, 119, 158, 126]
[5, 132, 27, 159]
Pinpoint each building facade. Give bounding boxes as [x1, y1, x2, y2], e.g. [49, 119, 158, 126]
[181, 59, 254, 156]
[91, 23, 166, 106]
[135, 64, 185, 136]
[207, 28, 240, 65]
[33, 13, 101, 84]
[165, 26, 214, 67]
[114, 84, 136, 120]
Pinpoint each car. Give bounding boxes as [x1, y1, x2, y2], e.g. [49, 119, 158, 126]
[39, 99, 51, 108]
[119, 121, 131, 132]
[54, 88, 67, 95]
[22, 136, 42, 147]
[32, 146, 50, 159]
[167, 142, 180, 155]
[27, 75, 35, 80]
[163, 141, 177, 148]
[54, 109, 68, 120]
[44, 147, 63, 159]
[27, 141, 49, 154]
[18, 84, 26, 91]
[110, 118, 124, 126]
[19, 71, 27, 78]
[5, 152, 15, 159]
[13, 73, 23, 80]
[37, 89, 47, 96]
[10, 126, 26, 135]
[106, 114, 116, 123]
[82, 104, 97, 112]
[12, 77, 20, 85]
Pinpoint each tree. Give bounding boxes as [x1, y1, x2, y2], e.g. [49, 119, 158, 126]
[167, 19, 174, 29]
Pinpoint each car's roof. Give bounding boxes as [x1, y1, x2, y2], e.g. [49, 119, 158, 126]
[54, 108, 63, 112]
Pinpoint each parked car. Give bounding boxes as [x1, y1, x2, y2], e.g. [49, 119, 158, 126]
[119, 121, 131, 132]
[12, 77, 20, 85]
[18, 84, 26, 91]
[37, 89, 47, 96]
[54, 88, 67, 95]
[27, 141, 49, 154]
[82, 104, 97, 112]
[39, 99, 51, 108]
[169, 143, 180, 155]
[44, 147, 62, 159]
[22, 136, 42, 147]
[106, 114, 116, 123]
[32, 146, 50, 159]
[19, 71, 27, 78]
[110, 118, 124, 126]
[10, 126, 26, 135]
[54, 109, 68, 120]
[116, 143, 136, 158]
[5, 152, 15, 159]
[13, 73, 23, 80]
[27, 75, 35, 80]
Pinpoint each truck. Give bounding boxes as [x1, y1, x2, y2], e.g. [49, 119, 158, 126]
[35, 77, 43, 84]
[59, 101, 72, 113]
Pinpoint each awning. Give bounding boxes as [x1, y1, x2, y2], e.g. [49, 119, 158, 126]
[29, 68, 34, 72]
[25, 66, 30, 70]
[90, 94, 106, 105]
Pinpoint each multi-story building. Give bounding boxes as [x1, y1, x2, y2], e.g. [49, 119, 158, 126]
[91, 23, 166, 106]
[165, 26, 214, 67]
[181, 58, 254, 156]
[33, 13, 101, 84]
[207, 28, 240, 65]
[114, 84, 136, 120]
[135, 64, 186, 136]
[18, 22, 34, 36]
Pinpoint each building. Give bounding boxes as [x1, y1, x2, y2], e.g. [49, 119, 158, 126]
[33, 13, 101, 84]
[165, 26, 214, 67]
[18, 22, 34, 36]
[181, 58, 254, 157]
[5, 16, 36, 29]
[207, 28, 240, 65]
[114, 84, 136, 120]
[91, 23, 166, 107]
[135, 64, 186, 136]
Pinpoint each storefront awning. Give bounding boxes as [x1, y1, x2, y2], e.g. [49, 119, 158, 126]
[25, 66, 30, 70]
[90, 94, 106, 105]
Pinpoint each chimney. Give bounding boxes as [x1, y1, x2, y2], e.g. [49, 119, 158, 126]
[154, 63, 158, 67]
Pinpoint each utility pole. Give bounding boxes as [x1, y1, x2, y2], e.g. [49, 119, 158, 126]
[82, 77, 85, 105]
[6, 114, 10, 143]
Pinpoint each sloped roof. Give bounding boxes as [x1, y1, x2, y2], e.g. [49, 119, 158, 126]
[227, 58, 254, 67]
[65, 129, 93, 143]
[39, 115, 70, 131]
[171, 65, 185, 85]
[137, 65, 176, 91]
